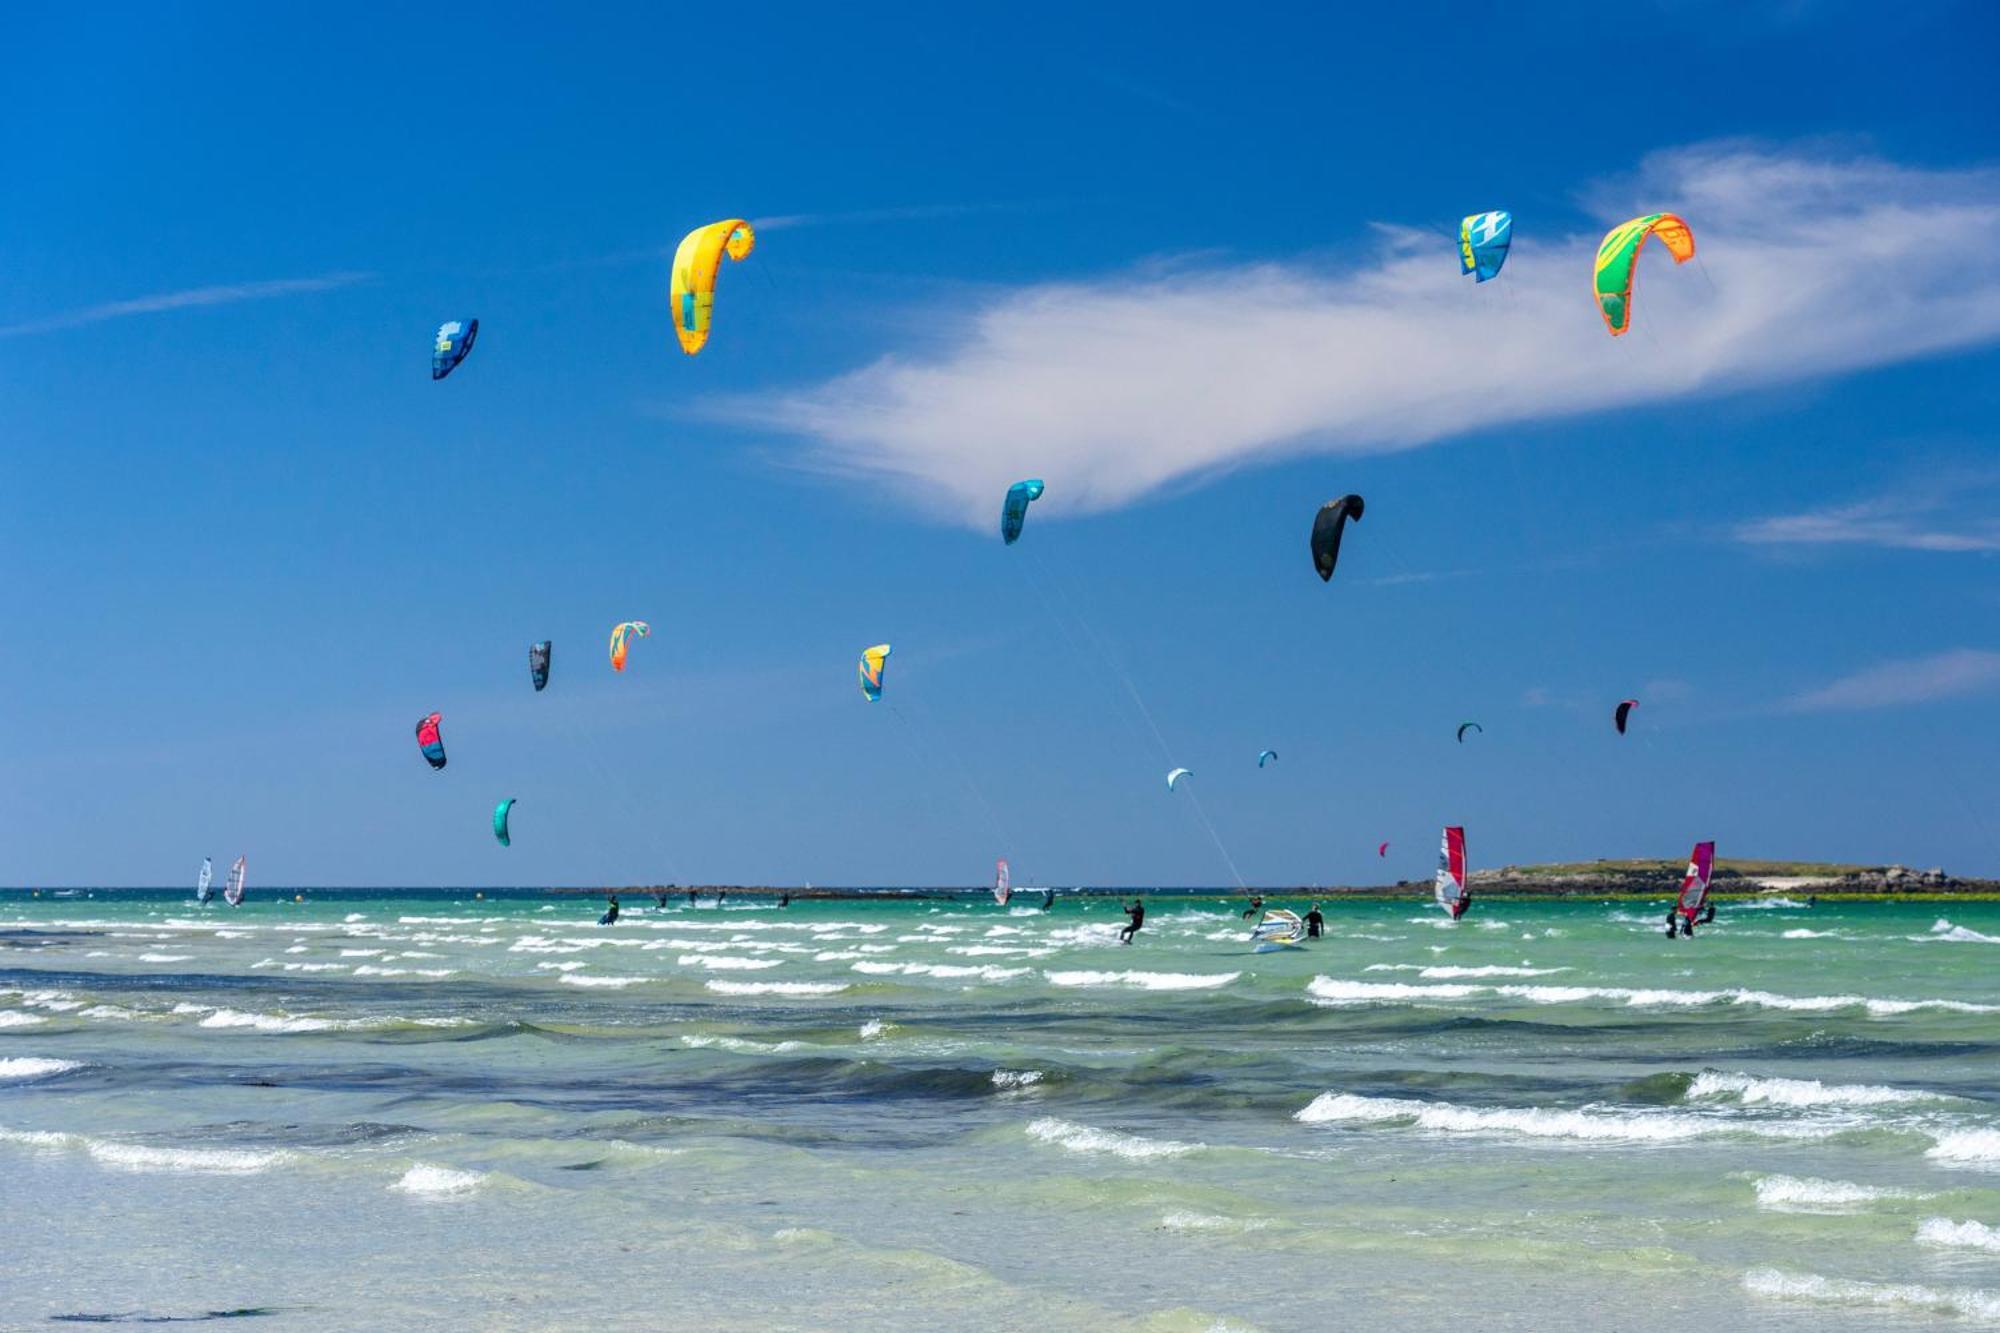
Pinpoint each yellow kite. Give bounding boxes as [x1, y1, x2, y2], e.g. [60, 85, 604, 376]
[858, 643, 891, 702]
[670, 219, 756, 355]
[1593, 213, 1695, 337]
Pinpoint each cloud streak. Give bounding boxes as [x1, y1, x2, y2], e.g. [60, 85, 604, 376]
[1735, 478, 2000, 553]
[0, 271, 375, 339]
[1788, 649, 2000, 712]
[734, 143, 2000, 525]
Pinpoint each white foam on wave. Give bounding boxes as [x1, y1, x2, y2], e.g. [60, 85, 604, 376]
[1919, 1218, 2000, 1252]
[1780, 928, 1840, 939]
[196, 1008, 340, 1033]
[858, 1019, 892, 1039]
[92, 1143, 294, 1174]
[1688, 1071, 1943, 1109]
[0, 1057, 82, 1080]
[677, 954, 782, 970]
[1296, 1092, 1832, 1143]
[136, 953, 193, 963]
[1742, 1269, 2000, 1320]
[1307, 978, 1479, 1003]
[682, 1034, 811, 1055]
[1305, 975, 1999, 1017]
[992, 1070, 1045, 1090]
[1160, 1210, 1272, 1233]
[1419, 965, 1566, 979]
[706, 980, 848, 997]
[560, 975, 647, 989]
[1927, 1129, 2000, 1168]
[1046, 969, 1239, 991]
[852, 961, 1029, 982]
[2, 1127, 294, 1175]
[1926, 918, 2000, 944]
[392, 1163, 488, 1197]
[0, 1012, 47, 1028]
[1753, 1174, 1923, 1211]
[536, 961, 587, 972]
[1025, 1116, 1197, 1160]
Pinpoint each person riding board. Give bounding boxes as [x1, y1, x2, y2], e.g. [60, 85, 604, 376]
[599, 894, 621, 926]
[1119, 897, 1145, 944]
[1241, 894, 1264, 920]
[1040, 887, 1055, 912]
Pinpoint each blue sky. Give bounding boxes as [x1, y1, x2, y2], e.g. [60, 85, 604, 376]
[4, 2, 1997, 887]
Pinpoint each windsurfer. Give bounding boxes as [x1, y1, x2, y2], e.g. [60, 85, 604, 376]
[1040, 888, 1055, 912]
[599, 895, 620, 926]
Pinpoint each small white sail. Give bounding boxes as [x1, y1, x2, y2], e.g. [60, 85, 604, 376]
[223, 856, 246, 907]
[195, 858, 214, 905]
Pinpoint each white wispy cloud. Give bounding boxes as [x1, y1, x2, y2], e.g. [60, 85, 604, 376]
[0, 271, 375, 339]
[1734, 478, 2000, 552]
[733, 143, 2000, 525]
[1788, 649, 2000, 712]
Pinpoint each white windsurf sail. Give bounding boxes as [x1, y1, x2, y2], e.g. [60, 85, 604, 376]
[994, 859, 1012, 907]
[1250, 907, 1305, 952]
[223, 855, 246, 907]
[195, 858, 214, 905]
[1250, 908, 1304, 940]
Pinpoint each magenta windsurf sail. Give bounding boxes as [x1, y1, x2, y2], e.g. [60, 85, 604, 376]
[1434, 826, 1469, 918]
[1676, 841, 1714, 920]
[222, 855, 247, 907]
[993, 859, 1012, 907]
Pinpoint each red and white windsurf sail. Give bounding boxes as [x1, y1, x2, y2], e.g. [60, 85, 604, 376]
[222, 855, 247, 907]
[1434, 826, 1468, 916]
[1676, 841, 1714, 919]
[993, 858, 1011, 907]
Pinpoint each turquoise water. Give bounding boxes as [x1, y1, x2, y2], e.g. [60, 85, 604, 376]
[3, 891, 1998, 1330]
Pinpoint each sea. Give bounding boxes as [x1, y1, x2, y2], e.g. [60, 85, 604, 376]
[2, 889, 1997, 1331]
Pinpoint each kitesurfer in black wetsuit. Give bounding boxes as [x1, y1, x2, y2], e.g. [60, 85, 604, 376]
[687, 888, 698, 905]
[599, 895, 620, 926]
[1040, 888, 1055, 912]
[1304, 903, 1325, 939]
[1241, 895, 1264, 920]
[779, 892, 791, 908]
[1119, 898, 1145, 944]
[1701, 902, 1716, 925]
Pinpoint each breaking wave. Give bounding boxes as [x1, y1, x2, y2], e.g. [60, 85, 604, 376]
[1742, 1269, 2000, 1320]
[1025, 1116, 1198, 1160]
[1296, 1092, 1834, 1143]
